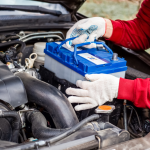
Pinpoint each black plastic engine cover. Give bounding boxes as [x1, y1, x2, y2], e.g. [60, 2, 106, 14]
[0, 61, 27, 107]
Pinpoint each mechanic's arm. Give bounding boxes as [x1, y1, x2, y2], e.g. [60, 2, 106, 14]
[118, 78, 150, 108]
[67, 0, 150, 50]
[66, 74, 150, 111]
[66, 0, 150, 110]
[106, 0, 150, 50]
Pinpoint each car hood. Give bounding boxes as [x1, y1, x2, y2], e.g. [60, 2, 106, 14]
[33, 0, 85, 12]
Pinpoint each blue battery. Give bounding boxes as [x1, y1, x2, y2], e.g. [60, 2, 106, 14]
[44, 37, 127, 84]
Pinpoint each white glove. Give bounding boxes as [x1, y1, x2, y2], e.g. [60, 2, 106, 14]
[66, 17, 106, 49]
[66, 74, 120, 111]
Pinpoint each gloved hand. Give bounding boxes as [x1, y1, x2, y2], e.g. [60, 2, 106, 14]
[66, 17, 106, 49]
[66, 74, 120, 111]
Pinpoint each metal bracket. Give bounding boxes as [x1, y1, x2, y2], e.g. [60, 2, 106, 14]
[18, 109, 34, 128]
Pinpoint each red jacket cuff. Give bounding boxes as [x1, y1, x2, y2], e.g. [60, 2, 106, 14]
[105, 20, 125, 44]
[117, 78, 135, 102]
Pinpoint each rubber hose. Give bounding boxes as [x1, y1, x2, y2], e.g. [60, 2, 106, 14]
[48, 114, 99, 144]
[0, 40, 26, 52]
[26, 110, 67, 139]
[15, 72, 79, 129]
[4, 114, 99, 150]
[0, 110, 21, 143]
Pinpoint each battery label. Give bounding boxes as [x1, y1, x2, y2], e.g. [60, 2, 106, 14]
[78, 53, 107, 65]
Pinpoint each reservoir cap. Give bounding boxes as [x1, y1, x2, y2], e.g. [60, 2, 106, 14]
[95, 105, 115, 114]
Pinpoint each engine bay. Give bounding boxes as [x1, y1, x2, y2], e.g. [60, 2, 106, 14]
[0, 30, 150, 150]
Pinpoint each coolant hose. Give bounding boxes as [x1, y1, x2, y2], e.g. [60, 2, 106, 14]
[0, 110, 21, 143]
[16, 72, 79, 128]
[26, 110, 67, 139]
[0, 40, 26, 52]
[4, 114, 99, 150]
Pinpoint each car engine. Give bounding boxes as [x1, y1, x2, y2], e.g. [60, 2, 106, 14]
[0, 30, 149, 150]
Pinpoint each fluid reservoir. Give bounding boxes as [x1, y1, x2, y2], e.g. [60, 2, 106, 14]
[33, 42, 46, 69]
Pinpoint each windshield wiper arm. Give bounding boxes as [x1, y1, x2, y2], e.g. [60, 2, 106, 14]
[0, 5, 62, 16]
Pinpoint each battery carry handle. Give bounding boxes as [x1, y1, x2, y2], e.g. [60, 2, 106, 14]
[57, 37, 113, 65]
[56, 37, 76, 53]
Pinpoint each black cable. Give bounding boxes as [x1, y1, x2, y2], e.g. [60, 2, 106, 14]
[128, 126, 142, 138]
[128, 108, 133, 125]
[129, 122, 138, 134]
[0, 40, 26, 52]
[47, 114, 99, 144]
[127, 105, 142, 131]
[126, 105, 143, 137]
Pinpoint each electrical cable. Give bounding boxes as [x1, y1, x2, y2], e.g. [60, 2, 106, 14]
[126, 105, 143, 137]
[128, 107, 133, 125]
[0, 40, 26, 52]
[47, 114, 99, 144]
[127, 105, 142, 131]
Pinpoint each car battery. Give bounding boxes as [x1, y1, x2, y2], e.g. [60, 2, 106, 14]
[44, 37, 127, 84]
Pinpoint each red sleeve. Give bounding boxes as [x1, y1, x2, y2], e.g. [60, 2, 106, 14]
[107, 0, 150, 50]
[109, 0, 150, 107]
[117, 78, 150, 108]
